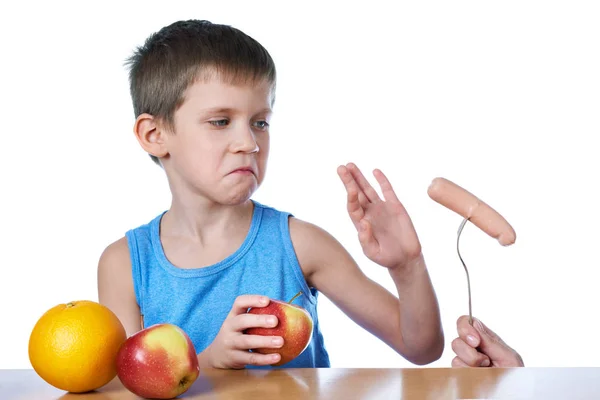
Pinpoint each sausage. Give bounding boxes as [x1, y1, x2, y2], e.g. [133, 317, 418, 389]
[427, 177, 516, 246]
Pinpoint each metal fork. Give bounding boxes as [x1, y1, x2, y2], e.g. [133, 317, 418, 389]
[457, 217, 473, 326]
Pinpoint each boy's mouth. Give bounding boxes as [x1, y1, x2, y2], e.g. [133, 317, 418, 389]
[229, 166, 256, 177]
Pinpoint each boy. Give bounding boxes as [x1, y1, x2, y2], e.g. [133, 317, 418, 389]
[98, 19, 444, 369]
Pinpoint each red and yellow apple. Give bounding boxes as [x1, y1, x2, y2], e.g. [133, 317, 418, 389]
[116, 323, 199, 399]
[245, 292, 313, 366]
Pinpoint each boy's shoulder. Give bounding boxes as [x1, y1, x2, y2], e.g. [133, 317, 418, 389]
[101, 236, 129, 257]
[282, 209, 349, 280]
[97, 236, 131, 278]
[98, 211, 164, 272]
[97, 210, 169, 287]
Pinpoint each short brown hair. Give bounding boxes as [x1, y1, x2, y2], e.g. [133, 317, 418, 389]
[125, 20, 277, 165]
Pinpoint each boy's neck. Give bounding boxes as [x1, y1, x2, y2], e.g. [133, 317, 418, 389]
[161, 197, 254, 241]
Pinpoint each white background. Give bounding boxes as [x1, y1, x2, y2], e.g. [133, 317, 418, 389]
[1, 1, 599, 369]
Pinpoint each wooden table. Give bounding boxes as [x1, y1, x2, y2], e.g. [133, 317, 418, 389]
[2, 368, 600, 399]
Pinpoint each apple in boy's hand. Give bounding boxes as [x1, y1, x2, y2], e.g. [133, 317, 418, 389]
[116, 323, 199, 399]
[245, 291, 313, 366]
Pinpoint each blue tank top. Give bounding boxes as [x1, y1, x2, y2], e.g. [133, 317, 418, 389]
[125, 201, 330, 368]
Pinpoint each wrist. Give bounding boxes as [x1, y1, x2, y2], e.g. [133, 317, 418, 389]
[197, 346, 213, 368]
[389, 253, 426, 281]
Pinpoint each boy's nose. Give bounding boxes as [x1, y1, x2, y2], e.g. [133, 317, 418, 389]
[231, 127, 259, 153]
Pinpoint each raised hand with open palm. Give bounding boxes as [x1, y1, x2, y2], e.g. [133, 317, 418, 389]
[337, 163, 422, 270]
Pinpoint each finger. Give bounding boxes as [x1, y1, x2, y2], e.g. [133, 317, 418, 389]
[473, 317, 504, 343]
[451, 338, 491, 367]
[456, 315, 481, 348]
[451, 356, 470, 368]
[236, 334, 284, 351]
[235, 351, 282, 367]
[472, 318, 519, 363]
[347, 163, 381, 203]
[358, 219, 379, 259]
[357, 191, 370, 209]
[337, 165, 366, 221]
[232, 313, 279, 332]
[228, 295, 270, 318]
[372, 169, 402, 206]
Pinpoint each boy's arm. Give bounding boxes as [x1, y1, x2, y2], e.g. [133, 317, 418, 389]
[97, 237, 143, 337]
[292, 219, 444, 365]
[291, 163, 444, 365]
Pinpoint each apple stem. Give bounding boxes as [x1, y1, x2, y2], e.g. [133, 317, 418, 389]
[288, 291, 303, 304]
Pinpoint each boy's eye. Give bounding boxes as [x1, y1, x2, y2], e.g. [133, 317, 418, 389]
[209, 119, 229, 127]
[253, 120, 270, 130]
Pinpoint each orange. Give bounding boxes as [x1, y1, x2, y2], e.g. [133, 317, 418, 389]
[28, 300, 127, 393]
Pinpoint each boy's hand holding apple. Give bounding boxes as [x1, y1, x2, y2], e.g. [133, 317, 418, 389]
[245, 291, 313, 366]
[200, 295, 285, 369]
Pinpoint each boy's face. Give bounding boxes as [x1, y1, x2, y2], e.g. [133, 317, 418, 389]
[161, 75, 273, 205]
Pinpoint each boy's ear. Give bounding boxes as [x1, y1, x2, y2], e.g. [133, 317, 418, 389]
[133, 113, 169, 159]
